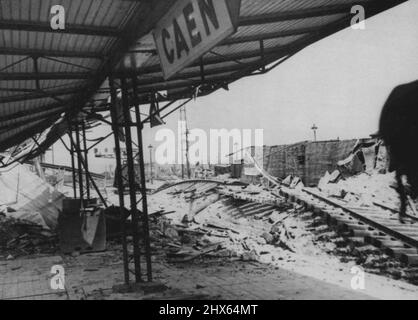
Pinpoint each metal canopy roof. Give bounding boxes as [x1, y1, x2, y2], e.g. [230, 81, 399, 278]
[0, 0, 408, 162]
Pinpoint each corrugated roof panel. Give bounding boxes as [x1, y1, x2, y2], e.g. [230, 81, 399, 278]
[232, 13, 347, 38]
[2, 97, 59, 113]
[236, 35, 305, 50]
[262, 35, 307, 48]
[0, 80, 34, 96]
[0, 79, 83, 91]
[210, 37, 304, 58]
[0, 117, 52, 144]
[176, 57, 262, 75]
[36, 57, 100, 73]
[0, 0, 407, 156]
[240, 0, 374, 16]
[0, 30, 114, 54]
[138, 55, 161, 69]
[0, 106, 66, 129]
[0, 55, 32, 73]
[0, 0, 139, 28]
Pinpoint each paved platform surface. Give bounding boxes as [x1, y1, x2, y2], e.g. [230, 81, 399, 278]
[0, 256, 67, 300]
[0, 251, 373, 300]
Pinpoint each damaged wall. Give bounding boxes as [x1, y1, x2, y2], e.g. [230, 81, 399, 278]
[304, 140, 358, 186]
[263, 139, 360, 187]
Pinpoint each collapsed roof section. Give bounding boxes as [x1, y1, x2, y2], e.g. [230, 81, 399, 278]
[0, 0, 408, 165]
[115, 0, 407, 105]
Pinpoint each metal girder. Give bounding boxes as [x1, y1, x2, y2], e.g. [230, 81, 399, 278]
[0, 56, 31, 73]
[0, 88, 38, 93]
[132, 68, 273, 93]
[0, 114, 61, 152]
[118, 47, 285, 76]
[0, 72, 91, 81]
[141, 99, 177, 124]
[0, 86, 84, 104]
[41, 56, 95, 72]
[133, 75, 235, 95]
[0, 47, 104, 59]
[136, 92, 192, 105]
[161, 98, 193, 121]
[221, 25, 324, 45]
[0, 108, 65, 131]
[0, 102, 64, 122]
[131, 64, 249, 87]
[0, 20, 121, 37]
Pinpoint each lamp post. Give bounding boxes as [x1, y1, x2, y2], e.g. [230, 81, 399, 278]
[148, 144, 153, 184]
[311, 124, 318, 142]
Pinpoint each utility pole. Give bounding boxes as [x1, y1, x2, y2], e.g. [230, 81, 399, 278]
[180, 108, 185, 179]
[180, 107, 191, 179]
[184, 107, 191, 179]
[148, 144, 154, 184]
[311, 124, 318, 142]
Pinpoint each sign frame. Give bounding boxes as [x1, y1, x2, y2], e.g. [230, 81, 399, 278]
[153, 0, 241, 80]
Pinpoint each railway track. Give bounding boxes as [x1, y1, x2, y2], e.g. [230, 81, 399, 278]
[277, 186, 418, 266]
[243, 152, 418, 267]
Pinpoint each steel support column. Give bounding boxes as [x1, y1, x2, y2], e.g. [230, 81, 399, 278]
[120, 77, 142, 283]
[68, 125, 77, 198]
[109, 76, 130, 285]
[82, 122, 90, 200]
[132, 76, 152, 282]
[67, 133, 108, 208]
[74, 123, 84, 203]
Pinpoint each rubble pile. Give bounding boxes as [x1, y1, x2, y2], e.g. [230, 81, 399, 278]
[0, 163, 64, 229]
[0, 163, 63, 258]
[280, 139, 417, 215]
[0, 213, 58, 258]
[313, 169, 418, 219]
[142, 180, 418, 286]
[317, 170, 399, 206]
[144, 183, 322, 266]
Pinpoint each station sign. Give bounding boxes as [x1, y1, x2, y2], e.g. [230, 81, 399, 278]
[153, 0, 240, 80]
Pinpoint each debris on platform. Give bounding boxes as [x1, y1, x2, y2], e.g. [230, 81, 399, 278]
[311, 140, 418, 215]
[0, 214, 57, 258]
[0, 163, 64, 229]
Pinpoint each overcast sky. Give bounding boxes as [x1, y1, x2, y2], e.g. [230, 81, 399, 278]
[49, 1, 418, 170]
